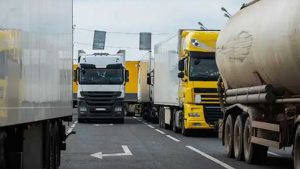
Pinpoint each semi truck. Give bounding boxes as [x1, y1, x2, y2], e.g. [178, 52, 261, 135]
[76, 51, 129, 123]
[148, 30, 223, 135]
[0, 0, 73, 168]
[216, 0, 300, 167]
[124, 61, 140, 116]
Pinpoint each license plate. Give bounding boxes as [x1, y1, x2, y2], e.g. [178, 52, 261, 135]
[96, 108, 106, 111]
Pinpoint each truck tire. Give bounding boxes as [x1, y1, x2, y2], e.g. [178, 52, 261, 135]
[243, 117, 268, 164]
[54, 122, 61, 168]
[234, 115, 245, 161]
[181, 119, 188, 136]
[78, 118, 84, 123]
[224, 114, 234, 158]
[118, 118, 125, 124]
[294, 125, 300, 169]
[159, 107, 165, 128]
[172, 112, 180, 133]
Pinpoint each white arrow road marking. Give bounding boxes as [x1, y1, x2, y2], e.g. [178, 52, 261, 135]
[186, 146, 235, 169]
[91, 145, 133, 159]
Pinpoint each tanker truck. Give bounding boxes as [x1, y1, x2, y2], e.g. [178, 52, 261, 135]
[216, 0, 300, 167]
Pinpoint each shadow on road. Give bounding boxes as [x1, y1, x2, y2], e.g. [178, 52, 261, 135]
[187, 130, 219, 138]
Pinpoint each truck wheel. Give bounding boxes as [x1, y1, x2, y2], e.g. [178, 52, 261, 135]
[224, 114, 234, 158]
[118, 118, 125, 124]
[172, 112, 180, 133]
[234, 115, 245, 161]
[294, 125, 300, 169]
[181, 119, 188, 136]
[159, 107, 165, 128]
[243, 117, 268, 164]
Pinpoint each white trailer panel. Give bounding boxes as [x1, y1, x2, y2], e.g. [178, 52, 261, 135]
[138, 54, 150, 103]
[0, 0, 73, 127]
[153, 35, 179, 106]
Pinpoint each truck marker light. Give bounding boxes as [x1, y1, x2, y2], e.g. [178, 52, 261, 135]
[188, 112, 200, 117]
[79, 106, 87, 112]
[195, 94, 202, 104]
[114, 106, 123, 112]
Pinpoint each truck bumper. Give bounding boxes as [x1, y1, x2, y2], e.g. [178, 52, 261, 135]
[184, 104, 222, 130]
[77, 97, 125, 120]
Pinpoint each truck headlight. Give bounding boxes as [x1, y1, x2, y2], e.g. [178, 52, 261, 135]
[114, 106, 123, 112]
[195, 94, 202, 104]
[79, 106, 87, 112]
[188, 112, 200, 117]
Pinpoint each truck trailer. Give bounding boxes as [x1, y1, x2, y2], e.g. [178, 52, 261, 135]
[148, 30, 223, 135]
[76, 51, 129, 123]
[0, 0, 73, 168]
[217, 0, 300, 167]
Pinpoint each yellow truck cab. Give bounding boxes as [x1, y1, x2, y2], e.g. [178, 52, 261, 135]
[178, 30, 221, 132]
[152, 29, 222, 135]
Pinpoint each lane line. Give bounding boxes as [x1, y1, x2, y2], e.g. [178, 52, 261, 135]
[143, 122, 149, 125]
[133, 117, 137, 119]
[268, 151, 281, 157]
[155, 129, 166, 135]
[166, 135, 181, 142]
[186, 146, 235, 169]
[147, 124, 155, 129]
[67, 120, 78, 134]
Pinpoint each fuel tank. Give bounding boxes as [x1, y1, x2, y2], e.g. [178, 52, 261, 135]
[216, 0, 300, 94]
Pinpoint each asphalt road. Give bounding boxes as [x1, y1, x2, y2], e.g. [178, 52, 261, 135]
[60, 111, 293, 169]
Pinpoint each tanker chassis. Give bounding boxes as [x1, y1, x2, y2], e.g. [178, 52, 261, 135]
[216, 0, 300, 168]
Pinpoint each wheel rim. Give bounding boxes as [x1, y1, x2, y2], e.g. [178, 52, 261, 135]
[243, 119, 251, 161]
[224, 116, 232, 154]
[234, 117, 242, 159]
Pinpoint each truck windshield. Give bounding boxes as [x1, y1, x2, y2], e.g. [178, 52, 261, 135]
[189, 54, 219, 81]
[79, 68, 123, 85]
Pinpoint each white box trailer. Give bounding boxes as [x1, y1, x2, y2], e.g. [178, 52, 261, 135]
[153, 35, 179, 106]
[0, 0, 73, 168]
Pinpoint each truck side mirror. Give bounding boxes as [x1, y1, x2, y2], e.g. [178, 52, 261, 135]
[125, 70, 129, 82]
[147, 76, 151, 85]
[178, 59, 184, 71]
[178, 72, 184, 78]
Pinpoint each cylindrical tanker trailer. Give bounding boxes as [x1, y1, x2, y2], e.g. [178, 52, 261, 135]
[216, 0, 300, 167]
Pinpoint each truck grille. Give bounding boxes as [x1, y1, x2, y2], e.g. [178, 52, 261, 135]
[80, 91, 121, 107]
[204, 106, 223, 125]
[194, 88, 220, 102]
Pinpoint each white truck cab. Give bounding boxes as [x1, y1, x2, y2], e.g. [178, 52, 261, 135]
[77, 51, 128, 123]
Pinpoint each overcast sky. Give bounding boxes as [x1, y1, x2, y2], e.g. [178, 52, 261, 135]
[73, 0, 246, 61]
